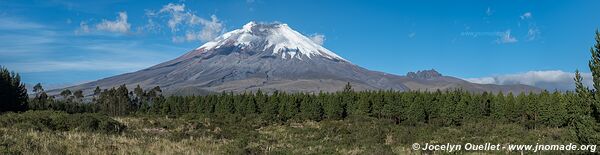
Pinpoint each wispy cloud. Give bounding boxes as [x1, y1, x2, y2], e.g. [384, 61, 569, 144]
[309, 33, 325, 45]
[0, 16, 60, 56]
[460, 30, 517, 44]
[0, 15, 184, 77]
[7, 60, 154, 73]
[76, 11, 131, 35]
[156, 3, 187, 32]
[496, 30, 517, 44]
[527, 26, 541, 41]
[0, 15, 46, 30]
[520, 12, 532, 20]
[517, 11, 541, 41]
[462, 9, 542, 44]
[1, 38, 181, 74]
[185, 15, 224, 42]
[75, 21, 90, 34]
[465, 70, 593, 91]
[96, 12, 131, 33]
[147, 3, 225, 42]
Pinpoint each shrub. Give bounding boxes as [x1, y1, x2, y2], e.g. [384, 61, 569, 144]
[0, 110, 125, 133]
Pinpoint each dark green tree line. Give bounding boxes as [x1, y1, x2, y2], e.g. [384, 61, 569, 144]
[0, 66, 28, 113]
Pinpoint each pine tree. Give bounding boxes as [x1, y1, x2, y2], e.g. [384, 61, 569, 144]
[587, 30, 600, 122]
[354, 92, 372, 116]
[300, 94, 323, 121]
[240, 93, 258, 116]
[504, 92, 518, 123]
[343, 82, 353, 92]
[262, 91, 280, 120]
[382, 91, 402, 124]
[215, 92, 235, 115]
[404, 92, 425, 125]
[33, 83, 43, 95]
[134, 85, 145, 101]
[0, 66, 28, 113]
[491, 91, 506, 122]
[323, 92, 345, 119]
[278, 93, 299, 121]
[94, 86, 101, 96]
[588, 30, 600, 92]
[552, 91, 567, 127]
[574, 70, 592, 117]
[445, 90, 462, 126]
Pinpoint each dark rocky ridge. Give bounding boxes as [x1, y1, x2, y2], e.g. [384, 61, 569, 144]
[407, 69, 442, 79]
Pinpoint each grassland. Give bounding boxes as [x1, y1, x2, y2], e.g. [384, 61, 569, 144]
[1, 111, 584, 155]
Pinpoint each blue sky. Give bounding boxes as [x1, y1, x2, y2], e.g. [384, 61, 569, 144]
[1, 0, 599, 90]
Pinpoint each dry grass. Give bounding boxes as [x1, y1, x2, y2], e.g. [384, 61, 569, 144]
[0, 116, 231, 155]
[0, 127, 230, 155]
[1, 115, 573, 155]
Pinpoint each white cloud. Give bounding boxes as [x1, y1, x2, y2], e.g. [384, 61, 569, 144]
[520, 12, 532, 20]
[96, 12, 131, 33]
[465, 70, 593, 91]
[148, 3, 224, 42]
[186, 15, 224, 42]
[466, 77, 496, 85]
[309, 33, 325, 45]
[158, 3, 187, 32]
[496, 30, 517, 44]
[75, 11, 131, 35]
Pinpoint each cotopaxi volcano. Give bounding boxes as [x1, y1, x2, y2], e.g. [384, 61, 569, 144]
[57, 22, 540, 95]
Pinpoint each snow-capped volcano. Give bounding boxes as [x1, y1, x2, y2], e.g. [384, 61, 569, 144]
[55, 21, 540, 96]
[196, 22, 346, 61]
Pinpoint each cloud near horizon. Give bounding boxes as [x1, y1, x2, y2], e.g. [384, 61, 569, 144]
[465, 70, 593, 91]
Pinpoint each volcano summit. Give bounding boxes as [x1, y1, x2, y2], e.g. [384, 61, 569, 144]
[59, 22, 540, 95]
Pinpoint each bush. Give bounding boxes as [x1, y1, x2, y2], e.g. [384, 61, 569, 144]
[0, 110, 125, 133]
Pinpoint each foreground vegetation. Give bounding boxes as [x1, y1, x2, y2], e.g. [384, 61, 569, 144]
[0, 111, 581, 154]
